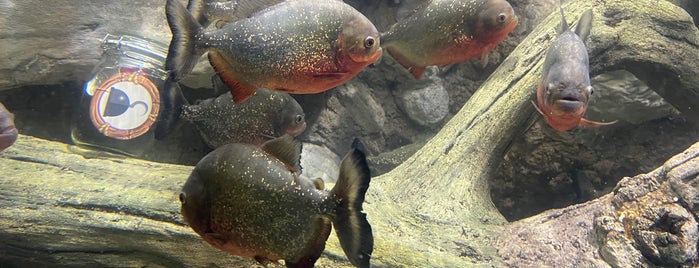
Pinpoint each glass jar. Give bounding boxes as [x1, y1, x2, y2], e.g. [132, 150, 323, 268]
[70, 34, 168, 157]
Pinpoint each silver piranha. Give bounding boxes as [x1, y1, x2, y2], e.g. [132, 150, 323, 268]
[533, 7, 616, 131]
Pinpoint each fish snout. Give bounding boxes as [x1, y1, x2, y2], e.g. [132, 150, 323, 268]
[0, 103, 17, 152]
[0, 127, 18, 152]
[552, 98, 586, 114]
[350, 39, 382, 64]
[546, 84, 589, 114]
[286, 117, 307, 137]
[484, 0, 518, 30]
[499, 4, 518, 26]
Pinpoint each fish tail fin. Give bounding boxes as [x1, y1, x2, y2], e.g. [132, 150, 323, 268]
[186, 0, 209, 26]
[330, 147, 373, 268]
[165, 0, 204, 81]
[154, 79, 189, 140]
[575, 9, 593, 41]
[580, 118, 617, 128]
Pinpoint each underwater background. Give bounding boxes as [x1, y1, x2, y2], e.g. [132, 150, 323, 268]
[1, 0, 698, 267]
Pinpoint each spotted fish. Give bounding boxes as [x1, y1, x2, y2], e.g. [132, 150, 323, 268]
[181, 82, 306, 148]
[165, 0, 382, 103]
[381, 0, 518, 79]
[179, 135, 373, 267]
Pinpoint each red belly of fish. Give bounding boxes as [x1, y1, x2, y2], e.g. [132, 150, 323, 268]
[201, 229, 283, 263]
[427, 43, 486, 66]
[544, 109, 585, 131]
[265, 71, 356, 94]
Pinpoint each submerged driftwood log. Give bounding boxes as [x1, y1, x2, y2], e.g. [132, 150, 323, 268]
[1, 0, 698, 267]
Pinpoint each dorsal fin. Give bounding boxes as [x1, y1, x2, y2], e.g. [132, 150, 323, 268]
[558, 4, 570, 34]
[575, 9, 594, 41]
[395, 0, 431, 21]
[261, 134, 302, 174]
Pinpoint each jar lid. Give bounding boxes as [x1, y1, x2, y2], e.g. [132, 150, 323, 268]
[100, 34, 169, 80]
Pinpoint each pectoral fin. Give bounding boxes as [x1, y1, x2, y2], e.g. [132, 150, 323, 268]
[579, 118, 618, 128]
[313, 72, 348, 78]
[479, 52, 489, 68]
[531, 100, 546, 116]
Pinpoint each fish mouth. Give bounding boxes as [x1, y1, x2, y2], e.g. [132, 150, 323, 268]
[552, 98, 585, 113]
[0, 125, 17, 135]
[286, 122, 307, 137]
[364, 47, 383, 64]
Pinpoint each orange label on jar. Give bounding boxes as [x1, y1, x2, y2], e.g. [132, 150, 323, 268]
[89, 70, 160, 140]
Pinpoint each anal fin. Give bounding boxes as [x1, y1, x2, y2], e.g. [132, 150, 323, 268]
[386, 47, 424, 80]
[208, 51, 257, 103]
[287, 217, 332, 268]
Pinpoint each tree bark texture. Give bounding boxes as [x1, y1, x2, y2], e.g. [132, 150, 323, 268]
[1, 0, 698, 267]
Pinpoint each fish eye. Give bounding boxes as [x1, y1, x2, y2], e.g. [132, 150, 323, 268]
[587, 86, 594, 95]
[295, 114, 304, 124]
[179, 193, 186, 204]
[364, 36, 375, 48]
[497, 13, 507, 23]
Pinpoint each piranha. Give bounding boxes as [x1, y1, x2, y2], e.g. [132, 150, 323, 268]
[381, 0, 518, 79]
[181, 82, 306, 148]
[165, 0, 382, 103]
[0, 102, 18, 152]
[532, 7, 616, 132]
[180, 135, 373, 267]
